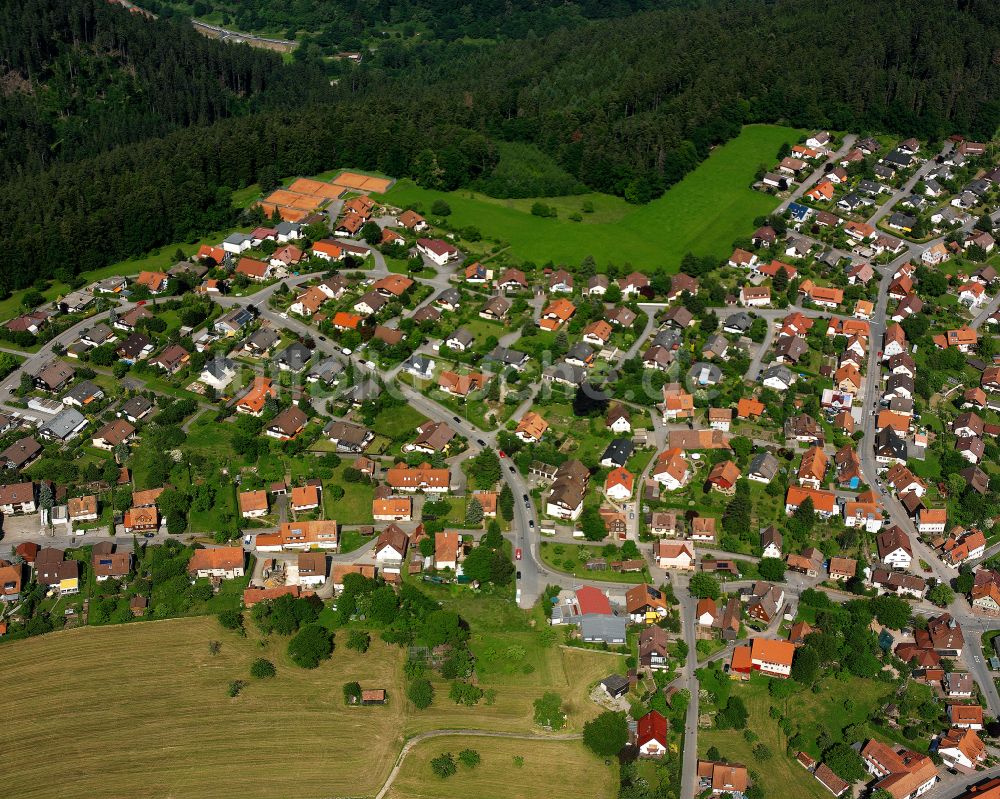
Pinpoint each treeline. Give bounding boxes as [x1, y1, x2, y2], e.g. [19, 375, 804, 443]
[347, 0, 1000, 200]
[142, 0, 669, 49]
[0, 108, 497, 289]
[2, 0, 1000, 288]
[0, 0, 334, 178]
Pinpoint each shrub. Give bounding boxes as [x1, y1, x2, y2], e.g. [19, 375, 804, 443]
[346, 629, 371, 653]
[343, 681, 362, 704]
[218, 609, 243, 632]
[458, 749, 481, 768]
[250, 658, 276, 679]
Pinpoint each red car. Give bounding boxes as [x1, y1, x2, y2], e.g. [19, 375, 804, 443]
[499, 451, 506, 459]
[515, 548, 522, 561]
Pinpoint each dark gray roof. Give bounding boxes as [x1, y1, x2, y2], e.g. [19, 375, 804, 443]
[724, 312, 753, 332]
[601, 438, 634, 466]
[874, 427, 906, 458]
[121, 395, 153, 419]
[277, 342, 312, 371]
[64, 380, 102, 404]
[688, 362, 722, 385]
[405, 354, 434, 373]
[486, 346, 528, 367]
[582, 615, 626, 643]
[566, 342, 594, 362]
[762, 364, 794, 385]
[40, 407, 87, 440]
[447, 328, 474, 348]
[750, 451, 779, 479]
[543, 361, 587, 386]
[247, 327, 280, 351]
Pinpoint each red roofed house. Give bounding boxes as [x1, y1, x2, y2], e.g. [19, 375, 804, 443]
[784, 486, 837, 518]
[434, 531, 462, 571]
[605, 468, 634, 501]
[235, 258, 272, 282]
[187, 546, 245, 579]
[860, 740, 938, 799]
[576, 585, 613, 615]
[636, 711, 669, 757]
[750, 638, 795, 678]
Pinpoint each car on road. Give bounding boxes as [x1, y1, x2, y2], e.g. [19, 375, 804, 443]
[143, 532, 156, 538]
[516, 571, 521, 580]
[342, 347, 353, 355]
[453, 416, 461, 423]
[509, 465, 516, 473]
[515, 548, 522, 560]
[318, 335, 326, 341]
[528, 520, 534, 529]
[476, 438, 486, 447]
[499, 451, 506, 458]
[280, 312, 288, 319]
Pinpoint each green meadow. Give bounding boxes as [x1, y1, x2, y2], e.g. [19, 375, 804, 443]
[379, 124, 802, 271]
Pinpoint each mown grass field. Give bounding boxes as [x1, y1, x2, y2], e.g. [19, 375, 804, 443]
[699, 673, 892, 799]
[384, 734, 617, 799]
[379, 124, 802, 270]
[0, 602, 621, 798]
[0, 617, 406, 799]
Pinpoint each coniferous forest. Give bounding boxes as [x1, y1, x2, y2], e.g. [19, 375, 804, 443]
[1, 0, 998, 290]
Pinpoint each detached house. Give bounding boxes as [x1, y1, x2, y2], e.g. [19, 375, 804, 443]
[188, 547, 245, 580]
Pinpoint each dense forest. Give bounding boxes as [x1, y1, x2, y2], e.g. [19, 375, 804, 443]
[140, 0, 669, 48]
[0, 0, 998, 291]
[0, 0, 334, 178]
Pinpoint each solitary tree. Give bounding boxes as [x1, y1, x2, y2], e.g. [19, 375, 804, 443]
[499, 483, 514, 521]
[431, 752, 457, 778]
[689, 572, 721, 599]
[791, 645, 819, 685]
[408, 678, 434, 709]
[287, 625, 334, 669]
[465, 497, 484, 526]
[583, 711, 628, 756]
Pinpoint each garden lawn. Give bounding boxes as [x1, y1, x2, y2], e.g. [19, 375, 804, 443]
[324, 466, 375, 524]
[372, 403, 428, 439]
[383, 734, 616, 799]
[378, 125, 801, 270]
[188, 482, 238, 534]
[699, 673, 893, 799]
[539, 541, 651, 584]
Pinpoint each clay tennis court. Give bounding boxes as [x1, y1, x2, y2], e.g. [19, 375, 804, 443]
[257, 203, 310, 222]
[255, 173, 393, 223]
[287, 178, 345, 200]
[332, 171, 393, 193]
